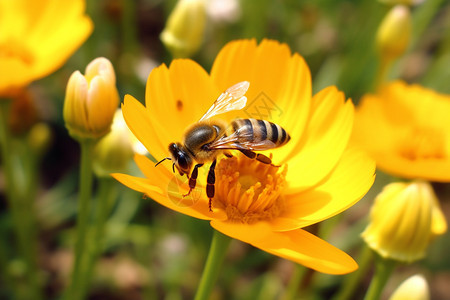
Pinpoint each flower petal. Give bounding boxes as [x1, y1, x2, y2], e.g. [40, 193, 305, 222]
[352, 94, 399, 156]
[260, 229, 358, 274]
[210, 220, 276, 243]
[113, 172, 226, 221]
[32, 0, 93, 79]
[144, 60, 219, 145]
[271, 147, 375, 231]
[0, 0, 92, 93]
[122, 94, 168, 161]
[431, 194, 448, 236]
[270, 52, 313, 164]
[352, 81, 450, 182]
[133, 154, 173, 187]
[376, 154, 450, 182]
[210, 39, 312, 164]
[211, 220, 357, 274]
[285, 87, 355, 190]
[210, 39, 258, 92]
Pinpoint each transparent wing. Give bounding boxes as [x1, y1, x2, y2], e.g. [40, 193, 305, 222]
[206, 130, 277, 151]
[199, 81, 250, 121]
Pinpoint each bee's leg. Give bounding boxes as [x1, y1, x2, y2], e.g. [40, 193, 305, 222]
[238, 149, 273, 165]
[183, 163, 203, 197]
[268, 153, 281, 167]
[206, 159, 217, 212]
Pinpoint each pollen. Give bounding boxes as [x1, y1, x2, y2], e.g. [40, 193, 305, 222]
[398, 127, 446, 161]
[213, 154, 287, 223]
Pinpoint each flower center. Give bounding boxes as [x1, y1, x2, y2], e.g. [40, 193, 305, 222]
[0, 38, 34, 65]
[398, 128, 446, 161]
[213, 154, 287, 223]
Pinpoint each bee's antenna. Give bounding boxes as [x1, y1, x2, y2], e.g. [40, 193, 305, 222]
[172, 163, 176, 173]
[155, 157, 171, 167]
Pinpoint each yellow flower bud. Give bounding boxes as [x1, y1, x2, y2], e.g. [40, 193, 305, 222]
[160, 0, 206, 58]
[93, 109, 134, 178]
[378, 0, 425, 6]
[389, 275, 429, 300]
[63, 57, 119, 140]
[362, 181, 447, 263]
[376, 5, 411, 61]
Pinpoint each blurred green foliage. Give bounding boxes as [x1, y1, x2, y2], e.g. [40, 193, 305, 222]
[1, 0, 449, 299]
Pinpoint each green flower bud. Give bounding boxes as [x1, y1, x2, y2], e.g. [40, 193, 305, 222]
[378, 0, 425, 6]
[28, 122, 52, 157]
[376, 5, 411, 61]
[362, 181, 447, 263]
[93, 109, 134, 177]
[160, 0, 206, 58]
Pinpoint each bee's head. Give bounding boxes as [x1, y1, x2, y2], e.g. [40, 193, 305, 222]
[168, 143, 193, 176]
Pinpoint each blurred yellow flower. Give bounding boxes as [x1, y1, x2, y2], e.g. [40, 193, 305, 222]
[114, 39, 376, 274]
[0, 0, 93, 96]
[64, 57, 119, 140]
[353, 81, 450, 181]
[362, 181, 447, 263]
[389, 274, 430, 300]
[160, 0, 206, 58]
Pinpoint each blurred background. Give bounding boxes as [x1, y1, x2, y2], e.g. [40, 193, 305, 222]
[1, 0, 450, 299]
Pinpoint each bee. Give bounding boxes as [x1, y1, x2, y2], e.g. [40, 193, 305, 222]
[156, 81, 290, 211]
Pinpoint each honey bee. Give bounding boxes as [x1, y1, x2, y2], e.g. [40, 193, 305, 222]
[156, 81, 290, 210]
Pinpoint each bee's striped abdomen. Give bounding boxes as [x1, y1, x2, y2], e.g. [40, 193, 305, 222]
[231, 118, 290, 147]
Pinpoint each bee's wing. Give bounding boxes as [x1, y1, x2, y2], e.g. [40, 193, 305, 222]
[199, 81, 249, 121]
[207, 130, 277, 151]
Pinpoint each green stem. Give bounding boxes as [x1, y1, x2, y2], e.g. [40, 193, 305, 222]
[81, 177, 117, 295]
[23, 137, 40, 208]
[363, 253, 396, 300]
[194, 230, 232, 300]
[373, 56, 393, 92]
[67, 140, 95, 300]
[0, 100, 41, 300]
[0, 224, 16, 297]
[333, 245, 373, 300]
[282, 263, 307, 300]
[121, 0, 138, 55]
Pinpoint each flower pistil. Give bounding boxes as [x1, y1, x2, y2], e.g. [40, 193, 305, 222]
[399, 128, 446, 161]
[0, 38, 34, 65]
[214, 154, 287, 224]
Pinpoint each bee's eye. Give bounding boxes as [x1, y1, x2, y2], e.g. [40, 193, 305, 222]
[169, 143, 177, 153]
[177, 154, 189, 171]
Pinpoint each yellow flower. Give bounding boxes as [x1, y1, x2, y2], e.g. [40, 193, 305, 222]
[63, 57, 119, 140]
[0, 0, 93, 96]
[389, 274, 429, 300]
[160, 0, 206, 58]
[362, 181, 447, 263]
[353, 81, 450, 181]
[114, 39, 376, 274]
[93, 109, 135, 178]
